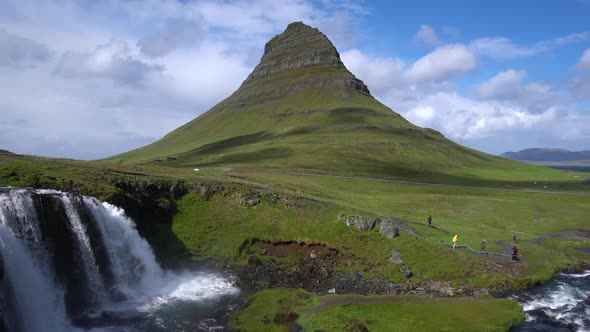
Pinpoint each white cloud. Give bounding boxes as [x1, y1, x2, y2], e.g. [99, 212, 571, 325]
[405, 44, 477, 82]
[470, 37, 537, 58]
[477, 69, 568, 113]
[414, 25, 440, 47]
[137, 20, 204, 58]
[575, 48, 590, 71]
[341, 49, 406, 95]
[477, 69, 526, 100]
[54, 39, 164, 86]
[0, 28, 53, 69]
[470, 32, 590, 59]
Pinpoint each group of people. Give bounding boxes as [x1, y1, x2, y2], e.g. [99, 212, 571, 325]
[451, 234, 519, 262]
[429, 216, 520, 262]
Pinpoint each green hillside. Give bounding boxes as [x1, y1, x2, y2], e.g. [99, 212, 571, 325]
[105, 22, 562, 184]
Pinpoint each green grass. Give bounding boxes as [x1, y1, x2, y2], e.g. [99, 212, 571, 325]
[230, 289, 525, 332]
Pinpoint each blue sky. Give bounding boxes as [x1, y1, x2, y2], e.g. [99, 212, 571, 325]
[0, 0, 588, 159]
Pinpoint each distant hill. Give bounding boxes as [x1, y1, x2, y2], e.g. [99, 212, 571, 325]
[0, 149, 15, 155]
[106, 22, 559, 182]
[501, 148, 590, 163]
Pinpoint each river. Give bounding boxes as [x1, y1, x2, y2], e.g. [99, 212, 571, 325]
[512, 270, 590, 332]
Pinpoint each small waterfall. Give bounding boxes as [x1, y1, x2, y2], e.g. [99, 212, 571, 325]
[83, 197, 165, 299]
[0, 188, 239, 331]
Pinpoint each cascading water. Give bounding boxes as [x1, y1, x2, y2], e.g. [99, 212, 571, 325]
[512, 270, 590, 332]
[0, 188, 239, 332]
[61, 194, 108, 308]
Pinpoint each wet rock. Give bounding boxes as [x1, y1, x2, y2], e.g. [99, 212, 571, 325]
[273, 311, 299, 324]
[379, 219, 399, 239]
[389, 250, 403, 264]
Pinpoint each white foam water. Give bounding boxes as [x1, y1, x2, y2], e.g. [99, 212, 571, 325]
[513, 270, 590, 332]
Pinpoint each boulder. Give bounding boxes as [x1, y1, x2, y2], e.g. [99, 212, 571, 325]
[389, 250, 403, 264]
[379, 219, 399, 239]
[247, 198, 260, 206]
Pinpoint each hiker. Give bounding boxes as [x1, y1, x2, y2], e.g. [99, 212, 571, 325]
[511, 246, 519, 262]
[480, 240, 487, 254]
[452, 234, 458, 250]
[427, 215, 432, 227]
[512, 234, 517, 243]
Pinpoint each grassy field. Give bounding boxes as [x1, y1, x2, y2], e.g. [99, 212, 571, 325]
[230, 289, 525, 331]
[1, 153, 588, 331]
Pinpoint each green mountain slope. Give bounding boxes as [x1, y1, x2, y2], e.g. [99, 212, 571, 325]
[107, 22, 565, 182]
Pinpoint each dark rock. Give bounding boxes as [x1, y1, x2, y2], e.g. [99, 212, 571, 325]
[345, 319, 369, 332]
[273, 311, 299, 324]
[400, 265, 413, 278]
[389, 250, 403, 264]
[379, 219, 399, 239]
[248, 255, 262, 266]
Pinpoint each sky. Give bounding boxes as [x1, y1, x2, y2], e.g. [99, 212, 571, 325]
[0, 0, 589, 160]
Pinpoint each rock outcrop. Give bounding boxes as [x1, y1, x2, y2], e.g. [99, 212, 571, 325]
[241, 21, 370, 95]
[344, 215, 379, 231]
[379, 219, 400, 239]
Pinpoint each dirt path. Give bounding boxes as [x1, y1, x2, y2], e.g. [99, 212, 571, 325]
[311, 294, 426, 312]
[238, 170, 590, 196]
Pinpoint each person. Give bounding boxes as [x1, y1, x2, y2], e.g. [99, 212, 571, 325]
[452, 234, 458, 250]
[513, 234, 517, 243]
[480, 239, 487, 254]
[511, 246, 518, 262]
[427, 215, 432, 227]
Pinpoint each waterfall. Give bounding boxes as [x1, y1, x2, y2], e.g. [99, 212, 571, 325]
[83, 197, 166, 299]
[0, 189, 73, 332]
[0, 188, 239, 332]
[61, 194, 107, 307]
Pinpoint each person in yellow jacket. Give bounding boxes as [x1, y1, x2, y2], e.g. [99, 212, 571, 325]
[452, 234, 458, 249]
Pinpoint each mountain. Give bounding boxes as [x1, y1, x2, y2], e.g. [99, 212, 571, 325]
[108, 22, 544, 181]
[0, 149, 14, 155]
[501, 148, 590, 163]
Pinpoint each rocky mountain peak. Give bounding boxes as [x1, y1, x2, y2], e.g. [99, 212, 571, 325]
[241, 22, 369, 95]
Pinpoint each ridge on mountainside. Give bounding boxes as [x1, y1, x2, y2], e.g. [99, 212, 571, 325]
[107, 22, 552, 182]
[0, 149, 15, 155]
[501, 148, 590, 162]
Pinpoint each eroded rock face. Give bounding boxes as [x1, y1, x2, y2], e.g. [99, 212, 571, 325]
[241, 21, 370, 95]
[343, 215, 379, 231]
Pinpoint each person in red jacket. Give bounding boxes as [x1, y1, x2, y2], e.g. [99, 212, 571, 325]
[511, 246, 519, 262]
